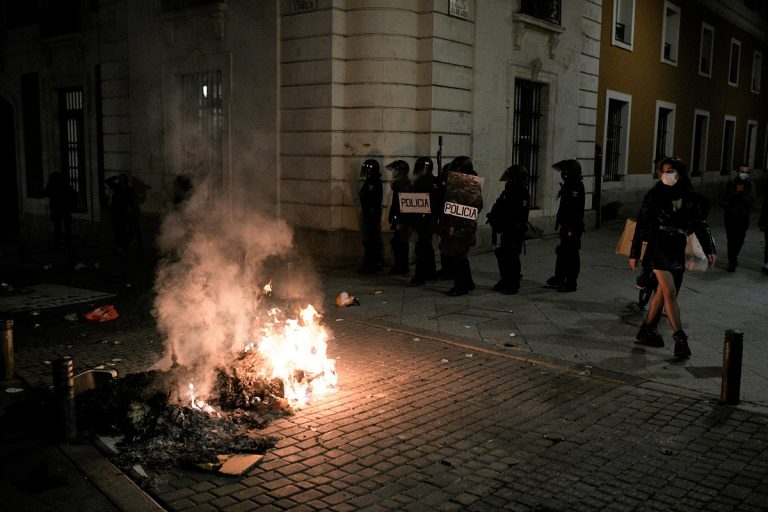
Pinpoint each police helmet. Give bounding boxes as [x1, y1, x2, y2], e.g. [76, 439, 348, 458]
[500, 164, 528, 183]
[451, 156, 474, 174]
[552, 159, 582, 180]
[385, 159, 410, 179]
[360, 159, 380, 178]
[413, 156, 434, 176]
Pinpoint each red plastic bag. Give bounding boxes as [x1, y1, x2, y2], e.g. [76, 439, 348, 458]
[83, 305, 119, 322]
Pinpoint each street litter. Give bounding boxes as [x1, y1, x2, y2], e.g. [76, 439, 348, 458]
[465, 353, 474, 358]
[413, 337, 420, 342]
[4, 388, 24, 394]
[372, 290, 383, 295]
[441, 359, 449, 363]
[83, 304, 119, 322]
[335, 292, 360, 307]
[509, 333, 516, 337]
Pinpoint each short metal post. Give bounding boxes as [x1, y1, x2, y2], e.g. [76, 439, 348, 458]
[52, 356, 78, 441]
[1, 320, 13, 381]
[720, 330, 744, 405]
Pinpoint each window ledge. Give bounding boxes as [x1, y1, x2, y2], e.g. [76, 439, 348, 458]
[513, 13, 565, 59]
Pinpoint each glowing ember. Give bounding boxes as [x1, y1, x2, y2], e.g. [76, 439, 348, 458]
[189, 383, 218, 415]
[247, 304, 337, 409]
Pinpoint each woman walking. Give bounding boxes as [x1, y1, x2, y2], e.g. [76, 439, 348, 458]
[629, 157, 716, 359]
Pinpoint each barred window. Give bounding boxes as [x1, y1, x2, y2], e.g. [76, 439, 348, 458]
[512, 79, 542, 208]
[59, 88, 87, 213]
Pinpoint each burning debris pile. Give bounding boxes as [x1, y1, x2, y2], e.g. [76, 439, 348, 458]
[76, 367, 285, 472]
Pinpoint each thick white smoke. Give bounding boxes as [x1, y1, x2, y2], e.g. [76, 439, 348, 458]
[152, 176, 299, 397]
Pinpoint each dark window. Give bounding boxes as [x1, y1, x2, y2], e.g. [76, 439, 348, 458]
[721, 119, 735, 174]
[162, 0, 221, 11]
[39, 0, 81, 38]
[729, 41, 741, 85]
[655, 108, 672, 162]
[21, 73, 44, 198]
[512, 79, 542, 208]
[5, 0, 39, 28]
[615, 22, 626, 43]
[605, 99, 626, 182]
[182, 71, 223, 196]
[519, 0, 561, 25]
[691, 114, 708, 177]
[59, 88, 87, 213]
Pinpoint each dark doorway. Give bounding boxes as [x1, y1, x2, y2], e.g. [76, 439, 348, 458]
[0, 97, 20, 236]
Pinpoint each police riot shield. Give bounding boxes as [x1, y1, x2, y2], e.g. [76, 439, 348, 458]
[439, 172, 484, 257]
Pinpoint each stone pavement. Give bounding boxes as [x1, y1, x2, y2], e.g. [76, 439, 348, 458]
[1, 214, 767, 511]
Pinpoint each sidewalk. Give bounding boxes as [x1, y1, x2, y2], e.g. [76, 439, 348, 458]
[1, 214, 767, 511]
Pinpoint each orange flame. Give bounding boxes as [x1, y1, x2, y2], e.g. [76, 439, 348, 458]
[252, 304, 337, 408]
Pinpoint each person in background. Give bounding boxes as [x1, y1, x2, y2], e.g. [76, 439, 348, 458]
[630, 157, 716, 359]
[44, 171, 77, 249]
[358, 159, 384, 273]
[486, 164, 530, 295]
[106, 173, 136, 252]
[721, 163, 755, 272]
[546, 159, 585, 292]
[386, 159, 412, 275]
[410, 156, 438, 286]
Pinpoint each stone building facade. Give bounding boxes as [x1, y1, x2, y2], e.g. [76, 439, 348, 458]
[0, 0, 600, 265]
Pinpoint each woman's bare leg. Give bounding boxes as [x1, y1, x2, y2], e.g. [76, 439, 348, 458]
[653, 269, 681, 332]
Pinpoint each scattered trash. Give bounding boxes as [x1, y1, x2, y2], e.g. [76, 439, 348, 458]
[463, 325, 471, 329]
[30, 311, 40, 317]
[335, 318, 344, 322]
[413, 337, 420, 342]
[440, 359, 449, 363]
[64, 313, 79, 322]
[335, 292, 360, 307]
[372, 290, 383, 295]
[83, 305, 119, 322]
[132, 464, 149, 478]
[509, 333, 516, 337]
[4, 388, 24, 394]
[465, 353, 474, 358]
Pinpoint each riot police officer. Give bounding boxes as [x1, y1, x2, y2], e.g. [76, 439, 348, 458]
[435, 162, 454, 279]
[547, 159, 585, 292]
[358, 159, 384, 273]
[410, 156, 438, 285]
[439, 156, 482, 295]
[386, 159, 412, 275]
[486, 165, 530, 294]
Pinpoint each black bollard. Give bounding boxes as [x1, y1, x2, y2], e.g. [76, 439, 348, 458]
[720, 330, 744, 405]
[1, 320, 13, 381]
[52, 356, 78, 441]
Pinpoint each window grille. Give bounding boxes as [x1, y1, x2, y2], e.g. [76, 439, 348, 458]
[59, 88, 87, 213]
[182, 71, 223, 193]
[519, 0, 561, 25]
[512, 79, 542, 208]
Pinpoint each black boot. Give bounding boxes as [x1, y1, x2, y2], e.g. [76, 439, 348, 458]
[636, 325, 664, 347]
[673, 330, 691, 359]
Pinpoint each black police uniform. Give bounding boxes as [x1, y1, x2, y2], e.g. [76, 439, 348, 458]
[487, 172, 530, 294]
[549, 160, 585, 292]
[359, 160, 384, 273]
[388, 163, 412, 274]
[410, 158, 438, 285]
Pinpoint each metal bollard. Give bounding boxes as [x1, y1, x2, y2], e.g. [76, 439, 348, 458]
[52, 356, 78, 441]
[1, 320, 13, 381]
[720, 330, 744, 405]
